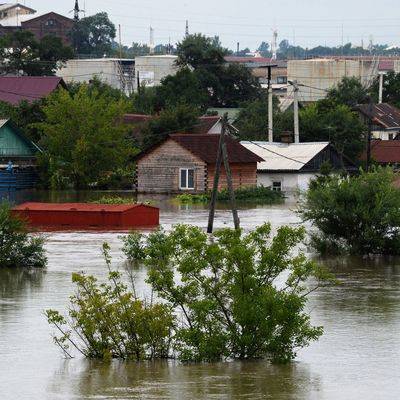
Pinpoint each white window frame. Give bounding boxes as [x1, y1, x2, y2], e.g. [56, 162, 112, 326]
[272, 181, 282, 192]
[179, 168, 195, 190]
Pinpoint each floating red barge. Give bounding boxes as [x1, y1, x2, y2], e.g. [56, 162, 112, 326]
[12, 202, 159, 231]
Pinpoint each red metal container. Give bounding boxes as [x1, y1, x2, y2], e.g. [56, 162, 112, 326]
[11, 202, 159, 231]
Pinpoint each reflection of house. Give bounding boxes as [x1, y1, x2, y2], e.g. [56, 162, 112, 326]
[241, 140, 356, 193]
[0, 76, 66, 105]
[57, 58, 135, 95]
[0, 119, 41, 189]
[355, 103, 400, 140]
[135, 134, 263, 193]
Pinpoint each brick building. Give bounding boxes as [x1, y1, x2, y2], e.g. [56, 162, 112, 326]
[135, 134, 263, 194]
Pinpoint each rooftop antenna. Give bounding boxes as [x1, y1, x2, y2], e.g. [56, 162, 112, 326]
[271, 29, 278, 60]
[149, 26, 155, 54]
[185, 20, 189, 37]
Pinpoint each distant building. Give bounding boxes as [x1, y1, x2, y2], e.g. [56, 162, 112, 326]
[355, 103, 400, 140]
[135, 134, 263, 194]
[57, 58, 135, 95]
[363, 140, 400, 167]
[21, 12, 74, 46]
[0, 3, 35, 21]
[0, 76, 66, 105]
[0, 119, 41, 190]
[135, 55, 178, 89]
[241, 140, 356, 193]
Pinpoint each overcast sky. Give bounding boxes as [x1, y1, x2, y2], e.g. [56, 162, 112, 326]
[28, 0, 400, 50]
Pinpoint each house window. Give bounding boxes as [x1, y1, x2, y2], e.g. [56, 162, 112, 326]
[180, 168, 195, 190]
[277, 76, 287, 84]
[272, 181, 282, 191]
[389, 133, 394, 140]
[45, 19, 55, 26]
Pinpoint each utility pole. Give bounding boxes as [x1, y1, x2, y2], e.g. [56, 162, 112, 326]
[291, 80, 300, 143]
[118, 24, 123, 59]
[378, 72, 385, 104]
[149, 26, 155, 54]
[267, 65, 273, 142]
[185, 20, 189, 37]
[207, 114, 240, 233]
[366, 96, 373, 172]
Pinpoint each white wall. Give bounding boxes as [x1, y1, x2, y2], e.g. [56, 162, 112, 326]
[372, 130, 400, 140]
[135, 55, 178, 89]
[258, 172, 317, 193]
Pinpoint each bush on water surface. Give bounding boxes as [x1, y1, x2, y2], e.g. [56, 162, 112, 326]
[0, 203, 47, 268]
[300, 167, 400, 255]
[176, 186, 284, 204]
[47, 224, 330, 362]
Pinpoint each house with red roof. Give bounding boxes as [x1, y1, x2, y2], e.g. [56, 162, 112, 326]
[134, 133, 263, 193]
[363, 140, 400, 167]
[0, 76, 66, 105]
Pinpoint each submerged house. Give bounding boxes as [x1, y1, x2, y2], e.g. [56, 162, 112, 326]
[240, 141, 357, 193]
[135, 134, 263, 194]
[0, 119, 41, 189]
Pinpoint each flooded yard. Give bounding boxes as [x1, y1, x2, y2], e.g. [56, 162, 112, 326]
[1, 192, 400, 399]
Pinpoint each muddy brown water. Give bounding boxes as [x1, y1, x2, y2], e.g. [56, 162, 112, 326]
[1, 191, 400, 399]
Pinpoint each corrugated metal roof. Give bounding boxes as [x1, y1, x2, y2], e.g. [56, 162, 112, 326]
[0, 119, 9, 129]
[0, 76, 65, 105]
[356, 103, 400, 129]
[240, 141, 330, 171]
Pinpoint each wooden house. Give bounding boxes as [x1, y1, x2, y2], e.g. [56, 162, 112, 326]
[135, 134, 263, 194]
[0, 119, 41, 189]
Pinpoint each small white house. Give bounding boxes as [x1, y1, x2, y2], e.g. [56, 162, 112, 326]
[240, 141, 356, 193]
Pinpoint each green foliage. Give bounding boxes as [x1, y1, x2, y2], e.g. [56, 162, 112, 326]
[140, 104, 201, 148]
[0, 203, 46, 268]
[124, 224, 328, 363]
[300, 168, 400, 255]
[0, 31, 73, 76]
[0, 100, 45, 143]
[71, 12, 116, 56]
[36, 85, 134, 189]
[90, 196, 135, 205]
[175, 34, 262, 108]
[370, 71, 400, 108]
[46, 243, 174, 360]
[176, 186, 284, 204]
[130, 86, 159, 115]
[326, 77, 369, 107]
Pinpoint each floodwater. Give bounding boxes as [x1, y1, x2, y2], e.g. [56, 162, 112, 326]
[1, 191, 400, 399]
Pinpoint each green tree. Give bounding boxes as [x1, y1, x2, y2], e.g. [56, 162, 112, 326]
[176, 34, 262, 107]
[72, 12, 116, 56]
[0, 203, 47, 268]
[37, 85, 133, 189]
[370, 71, 400, 108]
[124, 224, 329, 363]
[326, 77, 369, 107]
[0, 31, 73, 76]
[0, 100, 45, 143]
[300, 167, 400, 255]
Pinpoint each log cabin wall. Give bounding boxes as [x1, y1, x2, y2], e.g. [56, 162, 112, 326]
[207, 163, 258, 191]
[137, 139, 207, 193]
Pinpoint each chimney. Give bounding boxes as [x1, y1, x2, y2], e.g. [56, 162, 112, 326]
[281, 131, 294, 144]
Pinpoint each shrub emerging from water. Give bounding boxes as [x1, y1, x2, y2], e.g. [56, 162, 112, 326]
[176, 186, 284, 204]
[46, 244, 174, 360]
[124, 224, 329, 363]
[300, 167, 400, 255]
[90, 196, 135, 205]
[0, 203, 47, 268]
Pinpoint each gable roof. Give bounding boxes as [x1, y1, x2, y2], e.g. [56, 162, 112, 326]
[356, 103, 400, 129]
[136, 134, 263, 164]
[0, 118, 41, 155]
[240, 141, 331, 171]
[0, 76, 66, 105]
[0, 3, 35, 13]
[367, 140, 400, 164]
[21, 11, 74, 25]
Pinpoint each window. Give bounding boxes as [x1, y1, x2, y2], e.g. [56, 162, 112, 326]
[45, 19, 55, 26]
[272, 181, 282, 192]
[389, 133, 394, 140]
[277, 76, 287, 84]
[179, 168, 195, 190]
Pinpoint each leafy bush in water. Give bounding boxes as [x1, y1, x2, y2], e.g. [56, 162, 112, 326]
[300, 167, 400, 255]
[124, 224, 329, 363]
[0, 203, 47, 268]
[46, 244, 174, 360]
[176, 186, 283, 204]
[90, 196, 135, 205]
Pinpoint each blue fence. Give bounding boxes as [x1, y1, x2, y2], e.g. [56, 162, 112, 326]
[0, 170, 39, 191]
